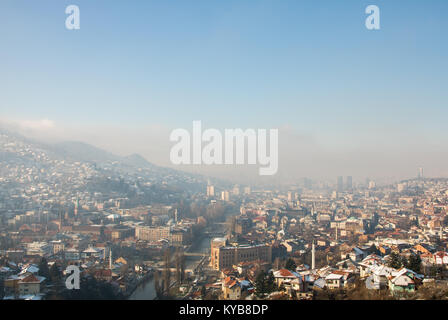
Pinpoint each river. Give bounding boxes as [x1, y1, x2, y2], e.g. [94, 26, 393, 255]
[128, 234, 213, 300]
[129, 209, 235, 300]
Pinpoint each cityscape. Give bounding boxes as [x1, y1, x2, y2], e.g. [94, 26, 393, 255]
[1, 0, 448, 304]
[1, 129, 448, 300]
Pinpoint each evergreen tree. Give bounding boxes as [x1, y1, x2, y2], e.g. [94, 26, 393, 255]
[38, 257, 50, 279]
[49, 263, 62, 285]
[387, 252, 403, 269]
[368, 244, 380, 256]
[0, 278, 4, 299]
[408, 254, 422, 273]
[266, 271, 276, 293]
[285, 258, 297, 271]
[201, 285, 206, 298]
[255, 271, 267, 298]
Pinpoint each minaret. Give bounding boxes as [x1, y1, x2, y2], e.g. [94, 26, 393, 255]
[109, 249, 112, 270]
[59, 207, 62, 231]
[311, 241, 315, 270]
[74, 194, 79, 218]
[335, 225, 338, 241]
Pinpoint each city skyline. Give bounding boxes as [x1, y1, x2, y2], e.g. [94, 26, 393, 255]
[1, 1, 448, 183]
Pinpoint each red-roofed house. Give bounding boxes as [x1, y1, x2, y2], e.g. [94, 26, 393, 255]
[18, 273, 45, 295]
[222, 276, 242, 300]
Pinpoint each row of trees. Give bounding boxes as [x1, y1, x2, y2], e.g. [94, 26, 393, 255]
[387, 252, 422, 273]
[154, 248, 186, 299]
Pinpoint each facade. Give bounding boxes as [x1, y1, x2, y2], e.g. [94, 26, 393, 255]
[211, 238, 272, 271]
[51, 241, 65, 255]
[388, 268, 422, 294]
[135, 226, 171, 242]
[272, 269, 301, 288]
[433, 251, 448, 265]
[64, 248, 80, 261]
[222, 276, 242, 300]
[325, 270, 354, 289]
[135, 225, 191, 245]
[18, 274, 44, 295]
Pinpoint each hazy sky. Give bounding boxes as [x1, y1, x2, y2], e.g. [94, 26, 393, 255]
[1, 1, 447, 184]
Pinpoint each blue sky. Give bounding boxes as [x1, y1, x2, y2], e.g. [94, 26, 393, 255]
[1, 1, 447, 181]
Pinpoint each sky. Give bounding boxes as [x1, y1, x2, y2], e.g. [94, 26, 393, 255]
[0, 0, 447, 184]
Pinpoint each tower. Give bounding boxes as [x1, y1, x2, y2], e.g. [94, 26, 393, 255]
[74, 194, 79, 217]
[311, 241, 315, 270]
[337, 176, 344, 192]
[418, 167, 424, 179]
[109, 248, 112, 270]
[346, 176, 353, 190]
[206, 185, 215, 197]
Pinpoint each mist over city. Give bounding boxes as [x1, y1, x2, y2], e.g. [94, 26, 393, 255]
[1, 0, 448, 309]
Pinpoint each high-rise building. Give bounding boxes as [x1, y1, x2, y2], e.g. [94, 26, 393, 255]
[337, 176, 344, 192]
[206, 185, 215, 197]
[418, 167, 424, 179]
[346, 176, 353, 190]
[243, 186, 251, 195]
[221, 191, 230, 201]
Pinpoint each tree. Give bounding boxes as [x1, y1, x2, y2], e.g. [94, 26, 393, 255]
[266, 271, 276, 293]
[175, 248, 185, 284]
[38, 257, 50, 279]
[0, 277, 4, 299]
[368, 244, 380, 256]
[154, 270, 162, 298]
[401, 256, 409, 269]
[387, 252, 403, 269]
[161, 249, 172, 299]
[49, 263, 62, 285]
[62, 276, 121, 300]
[255, 270, 277, 298]
[285, 258, 297, 271]
[201, 285, 206, 298]
[255, 271, 267, 298]
[408, 254, 422, 273]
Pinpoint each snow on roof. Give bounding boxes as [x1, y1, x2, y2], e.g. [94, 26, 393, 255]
[370, 264, 396, 276]
[313, 278, 326, 288]
[19, 265, 39, 275]
[273, 269, 300, 278]
[326, 273, 344, 280]
[0, 266, 12, 272]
